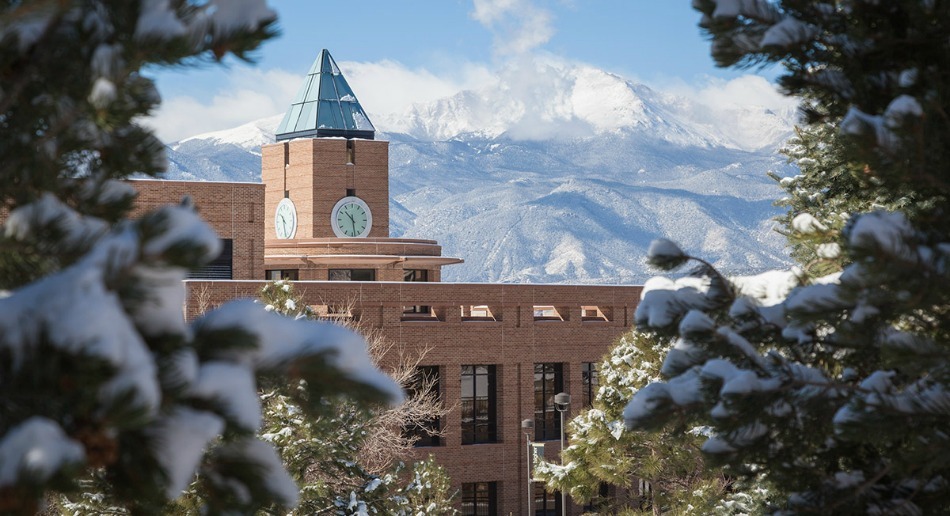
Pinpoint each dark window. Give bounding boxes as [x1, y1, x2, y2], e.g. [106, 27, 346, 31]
[346, 188, 356, 197]
[461, 365, 497, 444]
[583, 362, 599, 407]
[405, 366, 442, 447]
[346, 139, 355, 164]
[404, 269, 430, 314]
[188, 239, 232, 279]
[583, 483, 610, 513]
[266, 269, 298, 281]
[534, 484, 561, 516]
[534, 363, 564, 441]
[404, 269, 429, 282]
[328, 269, 376, 281]
[461, 482, 497, 516]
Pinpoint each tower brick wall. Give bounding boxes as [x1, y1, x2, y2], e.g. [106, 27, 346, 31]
[263, 138, 389, 241]
[129, 179, 264, 280]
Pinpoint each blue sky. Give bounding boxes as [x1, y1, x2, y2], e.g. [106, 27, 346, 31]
[147, 0, 784, 142]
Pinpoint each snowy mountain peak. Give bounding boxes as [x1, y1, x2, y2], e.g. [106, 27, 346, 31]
[173, 114, 280, 154]
[374, 60, 794, 151]
[162, 61, 797, 283]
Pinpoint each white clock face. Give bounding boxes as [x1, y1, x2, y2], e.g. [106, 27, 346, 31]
[274, 197, 297, 239]
[331, 196, 372, 238]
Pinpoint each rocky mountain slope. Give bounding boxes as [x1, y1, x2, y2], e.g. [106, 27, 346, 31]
[163, 63, 798, 283]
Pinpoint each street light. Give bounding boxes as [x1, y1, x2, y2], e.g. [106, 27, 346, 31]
[522, 419, 535, 516]
[554, 392, 571, 516]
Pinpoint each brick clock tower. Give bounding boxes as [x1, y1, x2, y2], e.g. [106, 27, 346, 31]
[261, 49, 460, 282]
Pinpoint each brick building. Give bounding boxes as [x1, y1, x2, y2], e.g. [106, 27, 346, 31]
[135, 49, 642, 515]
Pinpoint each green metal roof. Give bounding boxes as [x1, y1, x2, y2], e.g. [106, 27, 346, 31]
[275, 49, 376, 141]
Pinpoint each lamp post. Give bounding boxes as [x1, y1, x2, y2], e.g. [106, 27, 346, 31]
[522, 419, 535, 516]
[554, 392, 571, 516]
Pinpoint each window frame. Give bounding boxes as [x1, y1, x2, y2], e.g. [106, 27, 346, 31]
[405, 365, 442, 447]
[461, 481, 497, 516]
[461, 365, 497, 445]
[534, 363, 564, 441]
[188, 238, 233, 279]
[533, 483, 562, 516]
[582, 362, 599, 408]
[327, 268, 376, 281]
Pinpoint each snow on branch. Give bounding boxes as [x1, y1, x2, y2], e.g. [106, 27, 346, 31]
[193, 300, 404, 404]
[212, 438, 299, 507]
[846, 211, 917, 263]
[0, 417, 85, 487]
[5, 192, 108, 247]
[147, 407, 224, 499]
[0, 226, 161, 414]
[760, 16, 819, 49]
[207, 0, 276, 36]
[646, 238, 689, 270]
[709, 0, 782, 23]
[635, 276, 715, 329]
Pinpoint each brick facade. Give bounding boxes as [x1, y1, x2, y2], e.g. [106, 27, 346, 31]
[262, 138, 390, 240]
[130, 179, 265, 280]
[120, 129, 641, 515]
[184, 280, 641, 515]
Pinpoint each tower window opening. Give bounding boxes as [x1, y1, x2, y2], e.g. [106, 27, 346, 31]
[346, 139, 355, 164]
[346, 188, 356, 197]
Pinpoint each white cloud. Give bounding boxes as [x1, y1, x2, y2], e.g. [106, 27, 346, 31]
[655, 74, 799, 117]
[147, 60, 494, 143]
[471, 0, 555, 55]
[146, 51, 796, 150]
[144, 68, 299, 143]
[339, 60, 492, 117]
[662, 75, 800, 150]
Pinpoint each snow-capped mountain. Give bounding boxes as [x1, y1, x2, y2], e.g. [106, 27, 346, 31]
[163, 63, 798, 284]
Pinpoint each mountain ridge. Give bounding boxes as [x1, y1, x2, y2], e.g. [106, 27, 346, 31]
[162, 63, 798, 284]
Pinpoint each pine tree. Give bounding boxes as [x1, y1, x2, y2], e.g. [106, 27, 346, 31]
[0, 2, 400, 514]
[255, 281, 455, 515]
[534, 331, 733, 514]
[626, 1, 950, 514]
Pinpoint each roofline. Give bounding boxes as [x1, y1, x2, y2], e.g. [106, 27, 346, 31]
[276, 128, 375, 141]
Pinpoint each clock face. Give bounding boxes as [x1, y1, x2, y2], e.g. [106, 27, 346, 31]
[274, 198, 297, 239]
[331, 196, 372, 238]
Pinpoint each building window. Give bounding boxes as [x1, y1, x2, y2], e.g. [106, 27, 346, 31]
[266, 269, 299, 281]
[583, 483, 610, 513]
[583, 362, 599, 407]
[188, 238, 232, 279]
[534, 363, 563, 441]
[404, 269, 428, 282]
[404, 269, 430, 314]
[328, 269, 376, 281]
[461, 482, 497, 516]
[533, 484, 561, 516]
[405, 365, 442, 447]
[461, 365, 497, 444]
[346, 139, 355, 164]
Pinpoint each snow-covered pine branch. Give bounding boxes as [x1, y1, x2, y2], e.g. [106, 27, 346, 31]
[618, 2, 950, 512]
[0, 2, 403, 513]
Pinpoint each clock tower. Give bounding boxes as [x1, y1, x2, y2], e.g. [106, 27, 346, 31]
[262, 49, 388, 241]
[261, 49, 461, 282]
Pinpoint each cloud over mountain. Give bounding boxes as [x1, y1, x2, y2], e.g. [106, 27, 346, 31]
[163, 62, 798, 284]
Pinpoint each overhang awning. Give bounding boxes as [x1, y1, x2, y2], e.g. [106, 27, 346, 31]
[264, 254, 464, 267]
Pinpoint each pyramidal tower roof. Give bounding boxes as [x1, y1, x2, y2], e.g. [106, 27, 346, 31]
[275, 49, 376, 141]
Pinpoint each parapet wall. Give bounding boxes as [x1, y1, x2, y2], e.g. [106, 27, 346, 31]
[184, 279, 642, 514]
[184, 280, 640, 329]
[130, 179, 265, 280]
